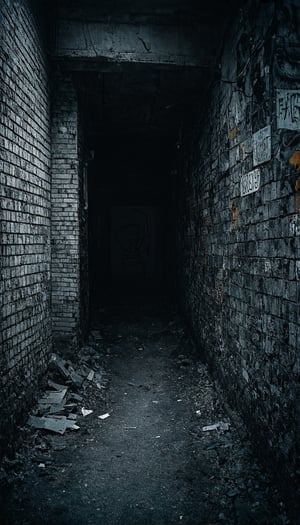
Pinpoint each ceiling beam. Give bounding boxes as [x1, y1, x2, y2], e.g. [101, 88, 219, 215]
[53, 20, 217, 69]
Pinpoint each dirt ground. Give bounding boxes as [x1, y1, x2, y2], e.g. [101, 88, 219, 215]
[0, 301, 295, 525]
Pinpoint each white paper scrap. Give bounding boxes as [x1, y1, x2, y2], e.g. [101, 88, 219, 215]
[98, 413, 110, 420]
[81, 408, 93, 417]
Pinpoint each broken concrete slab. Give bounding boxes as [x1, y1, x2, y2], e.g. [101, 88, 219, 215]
[38, 389, 68, 406]
[28, 415, 67, 435]
[48, 379, 67, 391]
[65, 420, 80, 431]
[68, 393, 83, 402]
[28, 414, 80, 434]
[68, 370, 84, 389]
[48, 403, 67, 415]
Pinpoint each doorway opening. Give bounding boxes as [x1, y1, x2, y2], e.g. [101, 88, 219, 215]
[74, 67, 200, 321]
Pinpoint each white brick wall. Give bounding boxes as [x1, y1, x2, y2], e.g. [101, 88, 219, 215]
[51, 71, 81, 341]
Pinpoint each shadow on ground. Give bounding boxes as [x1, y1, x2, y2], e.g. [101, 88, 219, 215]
[0, 301, 291, 525]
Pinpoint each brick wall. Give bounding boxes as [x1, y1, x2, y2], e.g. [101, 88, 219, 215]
[0, 0, 51, 451]
[177, 0, 300, 488]
[51, 70, 87, 346]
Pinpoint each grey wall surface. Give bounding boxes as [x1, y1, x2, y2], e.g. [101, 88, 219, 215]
[177, 0, 300, 488]
[51, 70, 83, 345]
[0, 0, 52, 450]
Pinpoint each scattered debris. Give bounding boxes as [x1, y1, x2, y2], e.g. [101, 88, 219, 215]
[49, 353, 101, 390]
[48, 379, 67, 391]
[202, 421, 230, 432]
[87, 370, 95, 381]
[69, 393, 83, 402]
[81, 408, 93, 417]
[3, 312, 293, 525]
[26, 348, 109, 437]
[98, 413, 110, 420]
[28, 415, 79, 435]
[38, 388, 67, 406]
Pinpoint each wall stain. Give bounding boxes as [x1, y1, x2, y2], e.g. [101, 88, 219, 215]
[229, 127, 239, 141]
[289, 150, 300, 171]
[229, 199, 239, 230]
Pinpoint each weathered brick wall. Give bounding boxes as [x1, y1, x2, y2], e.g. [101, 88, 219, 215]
[51, 70, 87, 346]
[0, 0, 51, 451]
[177, 0, 300, 488]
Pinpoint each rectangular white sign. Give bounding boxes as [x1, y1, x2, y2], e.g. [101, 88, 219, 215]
[253, 125, 271, 166]
[277, 89, 300, 130]
[240, 168, 260, 197]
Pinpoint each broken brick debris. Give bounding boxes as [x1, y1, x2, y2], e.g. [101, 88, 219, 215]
[27, 349, 108, 435]
[202, 421, 230, 432]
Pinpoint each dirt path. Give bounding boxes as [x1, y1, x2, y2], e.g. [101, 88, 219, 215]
[1, 304, 288, 525]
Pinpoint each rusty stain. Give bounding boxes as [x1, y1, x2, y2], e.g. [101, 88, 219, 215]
[229, 127, 239, 140]
[232, 206, 239, 223]
[289, 151, 300, 171]
[229, 199, 239, 229]
[231, 206, 239, 230]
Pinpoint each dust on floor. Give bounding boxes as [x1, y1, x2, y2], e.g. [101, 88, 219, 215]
[0, 304, 291, 525]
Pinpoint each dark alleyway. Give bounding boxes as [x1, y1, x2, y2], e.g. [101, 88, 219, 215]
[1, 302, 291, 525]
[1, 1, 300, 523]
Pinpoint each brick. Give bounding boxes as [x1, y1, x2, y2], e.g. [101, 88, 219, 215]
[0, 0, 51, 453]
[177, 0, 300, 490]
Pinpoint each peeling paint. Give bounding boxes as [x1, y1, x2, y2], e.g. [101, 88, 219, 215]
[253, 125, 271, 166]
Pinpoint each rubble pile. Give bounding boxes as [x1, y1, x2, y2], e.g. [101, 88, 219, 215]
[27, 345, 109, 436]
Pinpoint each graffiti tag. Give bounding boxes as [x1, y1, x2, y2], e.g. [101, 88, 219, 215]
[277, 89, 300, 130]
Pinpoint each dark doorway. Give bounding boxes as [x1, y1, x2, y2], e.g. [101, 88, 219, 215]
[87, 129, 174, 309]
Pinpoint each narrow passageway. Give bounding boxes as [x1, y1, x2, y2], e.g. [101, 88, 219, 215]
[2, 301, 287, 525]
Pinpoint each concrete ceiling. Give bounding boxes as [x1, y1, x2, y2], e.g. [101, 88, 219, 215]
[50, 0, 241, 147]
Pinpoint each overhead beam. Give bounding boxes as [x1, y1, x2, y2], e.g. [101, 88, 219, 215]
[54, 20, 217, 68]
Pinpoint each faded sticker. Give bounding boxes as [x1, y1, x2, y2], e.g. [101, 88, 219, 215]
[253, 125, 271, 166]
[277, 89, 300, 130]
[240, 168, 260, 197]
